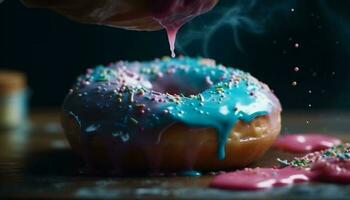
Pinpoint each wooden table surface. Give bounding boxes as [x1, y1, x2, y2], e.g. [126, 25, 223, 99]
[0, 110, 350, 199]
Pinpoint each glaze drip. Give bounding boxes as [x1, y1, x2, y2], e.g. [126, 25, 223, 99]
[63, 57, 280, 161]
[151, 0, 218, 57]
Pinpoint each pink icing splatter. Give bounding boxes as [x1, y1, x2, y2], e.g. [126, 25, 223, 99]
[210, 167, 312, 190]
[274, 134, 341, 153]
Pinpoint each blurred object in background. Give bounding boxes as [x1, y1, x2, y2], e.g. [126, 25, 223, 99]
[0, 70, 28, 129]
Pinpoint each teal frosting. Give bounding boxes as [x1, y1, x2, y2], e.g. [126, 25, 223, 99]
[63, 56, 280, 164]
[178, 170, 202, 177]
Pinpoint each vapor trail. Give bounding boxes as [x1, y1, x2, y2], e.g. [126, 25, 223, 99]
[177, 0, 297, 57]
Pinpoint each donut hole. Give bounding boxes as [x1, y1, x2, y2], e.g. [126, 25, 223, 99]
[160, 84, 206, 96]
[150, 74, 216, 96]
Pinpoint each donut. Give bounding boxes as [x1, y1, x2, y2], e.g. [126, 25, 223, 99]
[61, 57, 282, 174]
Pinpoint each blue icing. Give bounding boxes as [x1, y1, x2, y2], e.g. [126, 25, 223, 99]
[178, 170, 202, 177]
[63, 57, 278, 161]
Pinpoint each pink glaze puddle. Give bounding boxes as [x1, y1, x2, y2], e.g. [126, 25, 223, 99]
[210, 144, 350, 191]
[274, 134, 341, 153]
[151, 0, 217, 57]
[210, 167, 311, 190]
[311, 158, 350, 184]
[210, 163, 350, 191]
[210, 161, 350, 191]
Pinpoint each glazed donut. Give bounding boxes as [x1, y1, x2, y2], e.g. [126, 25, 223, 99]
[61, 57, 281, 174]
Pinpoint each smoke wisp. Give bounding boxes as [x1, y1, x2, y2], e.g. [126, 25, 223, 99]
[177, 0, 297, 56]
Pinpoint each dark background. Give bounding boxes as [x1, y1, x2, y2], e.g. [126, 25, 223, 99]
[1, 0, 350, 110]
